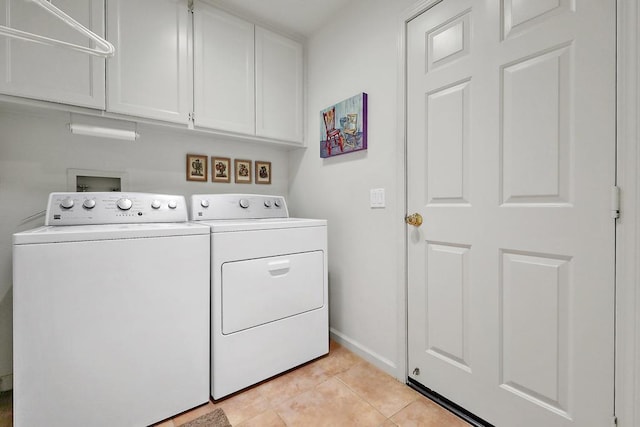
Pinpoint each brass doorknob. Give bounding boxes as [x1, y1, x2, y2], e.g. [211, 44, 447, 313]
[405, 213, 423, 227]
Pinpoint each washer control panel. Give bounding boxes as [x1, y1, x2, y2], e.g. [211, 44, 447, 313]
[190, 194, 289, 220]
[45, 192, 188, 225]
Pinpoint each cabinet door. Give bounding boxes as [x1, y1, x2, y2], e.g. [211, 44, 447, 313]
[0, 0, 105, 109]
[193, 3, 254, 133]
[255, 27, 303, 143]
[106, 0, 190, 123]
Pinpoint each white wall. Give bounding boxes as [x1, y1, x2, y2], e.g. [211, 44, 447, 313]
[288, 0, 415, 378]
[0, 107, 290, 384]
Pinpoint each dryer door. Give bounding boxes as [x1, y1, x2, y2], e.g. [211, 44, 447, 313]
[221, 250, 324, 334]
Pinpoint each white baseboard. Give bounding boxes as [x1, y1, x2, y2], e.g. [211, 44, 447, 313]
[329, 328, 402, 381]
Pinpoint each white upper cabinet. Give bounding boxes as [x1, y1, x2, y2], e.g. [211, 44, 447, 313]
[193, 3, 255, 133]
[255, 27, 303, 143]
[0, 0, 106, 109]
[194, 5, 304, 144]
[106, 0, 191, 124]
[0, 0, 304, 145]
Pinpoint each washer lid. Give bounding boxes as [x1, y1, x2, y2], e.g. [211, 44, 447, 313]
[202, 217, 327, 233]
[13, 222, 210, 244]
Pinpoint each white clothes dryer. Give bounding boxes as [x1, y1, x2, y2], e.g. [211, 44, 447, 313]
[13, 192, 210, 427]
[190, 194, 328, 399]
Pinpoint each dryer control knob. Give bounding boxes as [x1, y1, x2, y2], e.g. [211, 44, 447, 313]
[274, 199, 282, 208]
[82, 199, 96, 209]
[264, 200, 272, 208]
[239, 199, 250, 209]
[60, 198, 74, 210]
[168, 200, 178, 209]
[201, 199, 210, 208]
[116, 198, 133, 211]
[151, 200, 161, 209]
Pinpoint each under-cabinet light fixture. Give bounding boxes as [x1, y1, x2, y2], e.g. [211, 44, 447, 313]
[68, 123, 139, 141]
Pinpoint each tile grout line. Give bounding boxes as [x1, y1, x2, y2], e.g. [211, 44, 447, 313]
[332, 375, 395, 424]
[253, 362, 339, 426]
[334, 361, 425, 421]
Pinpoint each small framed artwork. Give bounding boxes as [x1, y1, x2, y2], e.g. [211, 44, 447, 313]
[255, 161, 272, 185]
[234, 159, 252, 184]
[186, 154, 208, 182]
[211, 156, 231, 183]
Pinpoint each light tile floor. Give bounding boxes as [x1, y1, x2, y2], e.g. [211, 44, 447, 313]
[160, 340, 471, 427]
[0, 341, 471, 427]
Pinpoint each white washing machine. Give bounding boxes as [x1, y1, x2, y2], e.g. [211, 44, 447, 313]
[13, 192, 210, 427]
[190, 193, 328, 399]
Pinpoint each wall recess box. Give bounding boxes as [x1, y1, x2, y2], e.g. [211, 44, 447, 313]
[67, 169, 129, 192]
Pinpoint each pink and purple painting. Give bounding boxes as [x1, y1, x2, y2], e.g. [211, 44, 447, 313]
[320, 92, 368, 158]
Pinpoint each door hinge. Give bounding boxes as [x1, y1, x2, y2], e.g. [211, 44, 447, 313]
[188, 112, 195, 122]
[611, 185, 620, 219]
[611, 415, 618, 427]
[188, 0, 194, 13]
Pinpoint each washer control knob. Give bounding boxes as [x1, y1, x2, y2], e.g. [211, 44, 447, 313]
[264, 200, 272, 208]
[151, 200, 161, 209]
[60, 198, 74, 210]
[82, 199, 96, 209]
[200, 199, 210, 208]
[239, 199, 250, 209]
[274, 199, 282, 208]
[116, 198, 133, 211]
[168, 200, 178, 209]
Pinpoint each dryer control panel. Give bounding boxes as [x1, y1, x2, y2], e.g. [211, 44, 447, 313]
[190, 194, 289, 220]
[45, 192, 188, 225]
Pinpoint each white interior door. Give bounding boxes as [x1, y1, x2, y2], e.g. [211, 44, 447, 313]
[407, 1, 616, 426]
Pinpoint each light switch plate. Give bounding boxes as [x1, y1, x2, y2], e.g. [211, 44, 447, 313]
[370, 188, 385, 208]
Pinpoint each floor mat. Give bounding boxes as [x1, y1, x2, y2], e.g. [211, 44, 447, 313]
[178, 408, 232, 427]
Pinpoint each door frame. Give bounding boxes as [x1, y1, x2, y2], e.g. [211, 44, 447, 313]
[614, 1, 640, 426]
[395, 1, 640, 426]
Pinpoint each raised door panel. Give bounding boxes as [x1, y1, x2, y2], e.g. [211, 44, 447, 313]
[501, 46, 571, 205]
[106, 0, 190, 123]
[0, 0, 105, 109]
[500, 250, 571, 415]
[255, 27, 303, 143]
[193, 4, 254, 133]
[425, 242, 471, 371]
[502, 0, 572, 39]
[426, 80, 470, 205]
